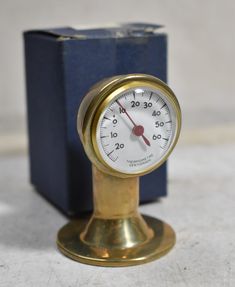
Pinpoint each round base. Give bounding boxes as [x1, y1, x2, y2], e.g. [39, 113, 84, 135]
[57, 215, 176, 267]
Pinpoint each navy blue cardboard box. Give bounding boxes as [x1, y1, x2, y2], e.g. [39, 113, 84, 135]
[24, 23, 168, 216]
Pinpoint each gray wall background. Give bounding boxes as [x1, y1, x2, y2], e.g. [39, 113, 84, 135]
[0, 0, 234, 148]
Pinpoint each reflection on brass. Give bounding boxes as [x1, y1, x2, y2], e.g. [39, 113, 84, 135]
[57, 74, 181, 267]
[57, 214, 175, 267]
[81, 166, 154, 249]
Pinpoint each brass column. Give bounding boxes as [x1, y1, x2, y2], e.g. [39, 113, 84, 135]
[80, 166, 154, 249]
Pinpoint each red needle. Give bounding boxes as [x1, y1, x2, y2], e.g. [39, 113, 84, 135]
[116, 100, 151, 147]
[142, 134, 151, 146]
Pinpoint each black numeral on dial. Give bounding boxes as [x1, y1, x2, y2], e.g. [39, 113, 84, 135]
[143, 102, 152, 108]
[111, 132, 118, 138]
[152, 110, 161, 116]
[119, 107, 125, 113]
[153, 134, 161, 140]
[155, 121, 164, 128]
[115, 143, 125, 150]
[131, 101, 140, 107]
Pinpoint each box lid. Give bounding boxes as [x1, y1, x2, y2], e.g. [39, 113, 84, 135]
[25, 22, 164, 40]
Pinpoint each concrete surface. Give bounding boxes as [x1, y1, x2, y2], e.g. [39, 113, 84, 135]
[0, 142, 234, 287]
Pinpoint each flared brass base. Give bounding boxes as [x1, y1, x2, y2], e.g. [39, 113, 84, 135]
[57, 215, 176, 267]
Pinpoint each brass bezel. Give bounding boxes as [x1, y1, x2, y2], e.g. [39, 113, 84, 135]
[77, 74, 181, 178]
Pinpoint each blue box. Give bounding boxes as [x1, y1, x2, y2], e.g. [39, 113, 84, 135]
[24, 23, 168, 215]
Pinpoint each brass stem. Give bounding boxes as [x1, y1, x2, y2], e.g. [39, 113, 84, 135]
[92, 165, 139, 219]
[80, 165, 153, 249]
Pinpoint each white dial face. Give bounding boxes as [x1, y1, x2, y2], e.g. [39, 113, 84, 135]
[95, 87, 177, 174]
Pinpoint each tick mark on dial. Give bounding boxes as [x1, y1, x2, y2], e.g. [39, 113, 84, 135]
[133, 92, 135, 100]
[107, 150, 114, 156]
[101, 135, 109, 138]
[160, 103, 167, 109]
[104, 116, 111, 121]
[162, 138, 169, 141]
[149, 92, 153, 101]
[165, 120, 172, 124]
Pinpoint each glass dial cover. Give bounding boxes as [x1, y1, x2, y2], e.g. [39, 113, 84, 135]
[95, 87, 178, 174]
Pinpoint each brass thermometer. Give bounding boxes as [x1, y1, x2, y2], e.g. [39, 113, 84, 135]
[57, 74, 181, 266]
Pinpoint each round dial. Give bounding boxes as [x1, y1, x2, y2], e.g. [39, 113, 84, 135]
[94, 86, 178, 174]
